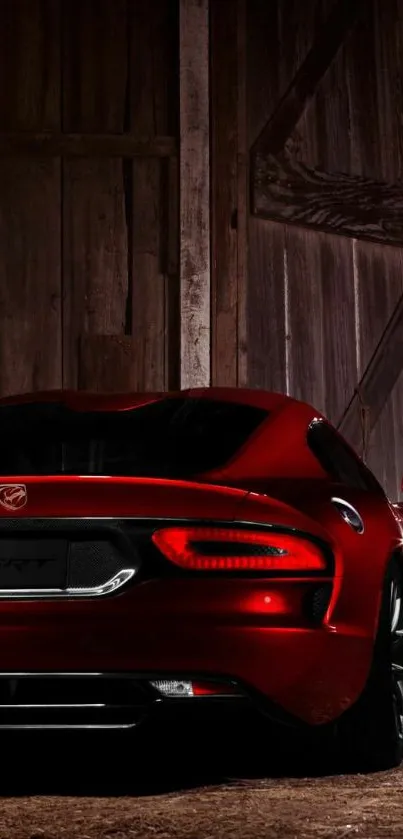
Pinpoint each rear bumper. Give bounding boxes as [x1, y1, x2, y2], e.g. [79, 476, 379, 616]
[0, 575, 374, 727]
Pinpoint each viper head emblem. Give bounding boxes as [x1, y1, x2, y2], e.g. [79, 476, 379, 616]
[0, 484, 27, 511]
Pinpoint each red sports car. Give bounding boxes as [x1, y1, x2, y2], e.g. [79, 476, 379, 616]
[0, 386, 401, 770]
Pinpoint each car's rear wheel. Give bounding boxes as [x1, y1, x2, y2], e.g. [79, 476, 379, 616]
[334, 559, 403, 772]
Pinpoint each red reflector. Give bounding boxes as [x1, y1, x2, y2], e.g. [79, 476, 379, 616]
[151, 527, 326, 571]
[192, 680, 240, 696]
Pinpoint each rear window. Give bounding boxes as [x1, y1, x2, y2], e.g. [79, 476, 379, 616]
[0, 397, 268, 478]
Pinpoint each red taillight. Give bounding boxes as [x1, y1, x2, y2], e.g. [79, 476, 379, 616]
[151, 526, 327, 572]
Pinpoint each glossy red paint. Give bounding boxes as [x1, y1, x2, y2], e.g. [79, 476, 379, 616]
[0, 386, 400, 727]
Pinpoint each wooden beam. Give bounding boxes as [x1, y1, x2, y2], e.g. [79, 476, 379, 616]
[250, 0, 367, 157]
[252, 152, 403, 248]
[179, 0, 210, 389]
[210, 0, 248, 388]
[0, 132, 176, 158]
[210, 0, 239, 387]
[236, 0, 248, 387]
[337, 292, 403, 450]
[128, 0, 179, 392]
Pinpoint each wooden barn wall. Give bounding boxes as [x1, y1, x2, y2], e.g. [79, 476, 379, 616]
[247, 0, 403, 500]
[0, 0, 179, 395]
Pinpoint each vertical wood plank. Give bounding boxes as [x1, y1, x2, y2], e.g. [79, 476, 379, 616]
[0, 0, 61, 397]
[285, 227, 325, 412]
[179, 0, 210, 388]
[0, 161, 61, 396]
[247, 219, 286, 393]
[237, 0, 248, 387]
[62, 0, 129, 389]
[210, 0, 238, 386]
[373, 0, 403, 498]
[0, 0, 60, 131]
[79, 335, 139, 392]
[320, 236, 356, 423]
[355, 241, 403, 496]
[129, 0, 178, 391]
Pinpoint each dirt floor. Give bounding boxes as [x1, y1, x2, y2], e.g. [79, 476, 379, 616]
[1, 730, 403, 839]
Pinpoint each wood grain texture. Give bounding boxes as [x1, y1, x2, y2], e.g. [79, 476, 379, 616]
[246, 0, 321, 398]
[210, 0, 238, 387]
[284, 226, 325, 413]
[0, 0, 60, 131]
[247, 0, 322, 147]
[128, 0, 178, 391]
[179, 0, 210, 388]
[0, 133, 176, 158]
[392, 369, 403, 500]
[247, 219, 286, 393]
[63, 158, 128, 377]
[62, 0, 128, 388]
[0, 0, 62, 397]
[78, 335, 138, 392]
[251, 0, 365, 157]
[63, 0, 127, 134]
[253, 152, 403, 246]
[0, 160, 61, 396]
[337, 242, 403, 496]
[320, 235, 356, 423]
[278, 226, 355, 420]
[338, 288, 403, 450]
[237, 0, 248, 387]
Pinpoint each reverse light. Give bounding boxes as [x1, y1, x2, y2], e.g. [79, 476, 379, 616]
[150, 679, 240, 698]
[151, 526, 327, 572]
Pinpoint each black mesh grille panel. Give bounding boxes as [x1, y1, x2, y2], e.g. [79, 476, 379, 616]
[0, 519, 142, 594]
[67, 540, 132, 589]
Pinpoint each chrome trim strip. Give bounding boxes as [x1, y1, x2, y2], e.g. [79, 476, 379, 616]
[0, 703, 106, 708]
[0, 723, 137, 730]
[331, 496, 365, 535]
[0, 568, 135, 600]
[0, 672, 103, 677]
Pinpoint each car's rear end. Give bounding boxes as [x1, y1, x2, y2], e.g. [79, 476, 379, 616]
[0, 391, 373, 734]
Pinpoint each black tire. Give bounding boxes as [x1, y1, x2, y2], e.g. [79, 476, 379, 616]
[334, 558, 403, 772]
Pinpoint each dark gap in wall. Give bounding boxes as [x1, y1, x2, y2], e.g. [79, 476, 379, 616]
[123, 159, 133, 337]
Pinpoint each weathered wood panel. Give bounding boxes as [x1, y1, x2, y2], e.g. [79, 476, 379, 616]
[0, 0, 60, 131]
[373, 0, 403, 498]
[338, 285, 403, 450]
[247, 0, 403, 501]
[253, 155, 403, 247]
[179, 0, 210, 388]
[62, 0, 129, 388]
[247, 0, 357, 420]
[251, 0, 364, 157]
[79, 335, 138, 392]
[0, 134, 176, 158]
[252, 0, 403, 247]
[247, 0, 320, 147]
[352, 242, 403, 495]
[0, 0, 62, 397]
[62, 159, 128, 353]
[236, 0, 248, 387]
[284, 227, 325, 413]
[0, 161, 61, 397]
[247, 219, 286, 393]
[129, 0, 178, 391]
[211, 0, 239, 387]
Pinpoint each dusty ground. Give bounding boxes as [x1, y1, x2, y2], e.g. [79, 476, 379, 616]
[1, 730, 403, 839]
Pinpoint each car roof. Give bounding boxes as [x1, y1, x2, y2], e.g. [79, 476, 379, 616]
[0, 386, 299, 414]
[0, 387, 325, 482]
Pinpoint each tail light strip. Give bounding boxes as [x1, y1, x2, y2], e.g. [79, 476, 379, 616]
[152, 526, 328, 573]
